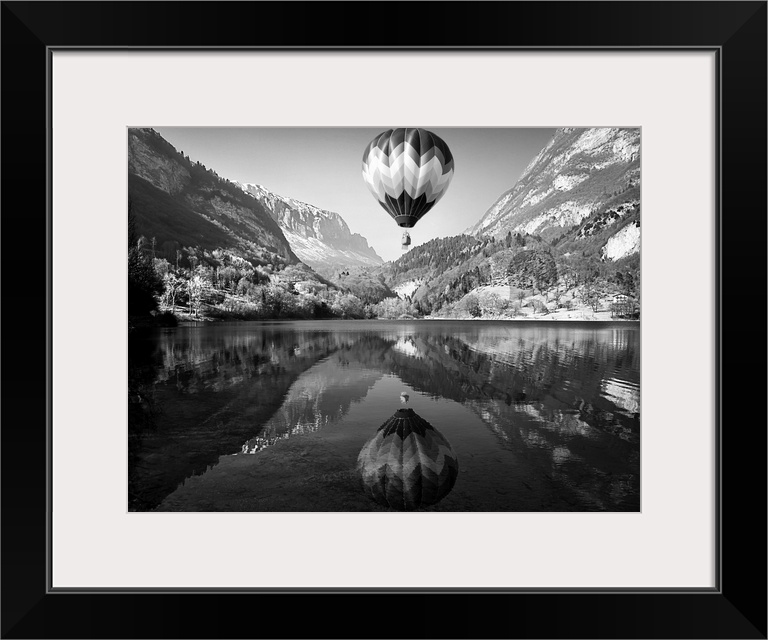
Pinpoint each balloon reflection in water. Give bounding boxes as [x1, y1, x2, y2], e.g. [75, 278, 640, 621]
[357, 408, 459, 510]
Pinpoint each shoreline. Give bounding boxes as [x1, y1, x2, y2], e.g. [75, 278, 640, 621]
[421, 316, 639, 322]
[166, 316, 640, 327]
[132, 310, 639, 328]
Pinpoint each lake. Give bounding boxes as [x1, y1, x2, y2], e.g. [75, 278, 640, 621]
[128, 320, 640, 512]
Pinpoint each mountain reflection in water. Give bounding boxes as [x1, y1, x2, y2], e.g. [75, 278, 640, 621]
[129, 320, 639, 511]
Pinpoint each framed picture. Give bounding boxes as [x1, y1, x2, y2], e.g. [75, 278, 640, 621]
[3, 1, 765, 638]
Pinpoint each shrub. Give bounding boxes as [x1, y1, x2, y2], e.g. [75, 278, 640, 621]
[464, 294, 482, 318]
[532, 299, 549, 315]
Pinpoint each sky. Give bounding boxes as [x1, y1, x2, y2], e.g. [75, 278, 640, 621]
[154, 127, 555, 262]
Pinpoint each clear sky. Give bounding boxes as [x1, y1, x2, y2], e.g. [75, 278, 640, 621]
[154, 127, 555, 262]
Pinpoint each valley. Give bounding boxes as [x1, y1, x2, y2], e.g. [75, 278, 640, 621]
[128, 127, 640, 324]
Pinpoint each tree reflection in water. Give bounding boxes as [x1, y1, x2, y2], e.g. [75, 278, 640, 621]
[130, 321, 639, 511]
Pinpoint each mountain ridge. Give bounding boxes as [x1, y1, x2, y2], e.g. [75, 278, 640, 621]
[468, 127, 640, 257]
[365, 127, 642, 318]
[128, 127, 300, 267]
[237, 182, 383, 275]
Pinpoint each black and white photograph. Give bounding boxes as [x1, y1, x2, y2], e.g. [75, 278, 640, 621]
[3, 0, 761, 631]
[128, 126, 641, 512]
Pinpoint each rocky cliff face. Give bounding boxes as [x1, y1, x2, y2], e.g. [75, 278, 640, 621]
[129, 130, 191, 195]
[238, 183, 383, 273]
[128, 128, 298, 266]
[468, 127, 640, 260]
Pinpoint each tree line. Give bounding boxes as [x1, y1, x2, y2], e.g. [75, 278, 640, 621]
[130, 198, 640, 324]
[383, 230, 640, 318]
[128, 200, 377, 322]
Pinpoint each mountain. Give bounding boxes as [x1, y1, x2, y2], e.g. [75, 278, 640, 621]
[237, 182, 383, 274]
[128, 128, 299, 267]
[366, 128, 642, 318]
[468, 127, 640, 262]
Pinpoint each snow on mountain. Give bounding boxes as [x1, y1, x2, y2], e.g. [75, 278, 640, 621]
[468, 127, 640, 261]
[237, 182, 383, 272]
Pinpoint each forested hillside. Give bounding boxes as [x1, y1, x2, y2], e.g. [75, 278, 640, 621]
[366, 127, 642, 320]
[372, 229, 639, 320]
[128, 129, 370, 323]
[129, 126, 640, 324]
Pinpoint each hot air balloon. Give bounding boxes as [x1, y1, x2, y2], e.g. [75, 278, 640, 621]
[357, 407, 459, 510]
[361, 128, 454, 246]
[401, 230, 411, 250]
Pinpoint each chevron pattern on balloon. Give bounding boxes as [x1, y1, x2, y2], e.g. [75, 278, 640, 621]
[357, 408, 459, 510]
[362, 128, 454, 229]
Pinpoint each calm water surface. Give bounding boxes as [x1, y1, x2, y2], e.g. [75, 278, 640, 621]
[129, 320, 639, 511]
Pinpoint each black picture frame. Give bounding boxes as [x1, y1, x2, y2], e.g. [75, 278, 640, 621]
[2, 1, 765, 638]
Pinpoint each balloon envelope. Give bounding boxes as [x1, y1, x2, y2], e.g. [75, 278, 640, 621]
[357, 408, 459, 510]
[361, 128, 454, 229]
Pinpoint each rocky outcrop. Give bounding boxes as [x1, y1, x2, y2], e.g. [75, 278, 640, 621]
[468, 128, 640, 260]
[128, 128, 190, 195]
[128, 128, 299, 266]
[602, 221, 640, 261]
[238, 183, 383, 271]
